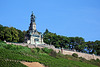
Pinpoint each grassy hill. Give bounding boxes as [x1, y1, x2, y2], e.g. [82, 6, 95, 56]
[0, 41, 100, 67]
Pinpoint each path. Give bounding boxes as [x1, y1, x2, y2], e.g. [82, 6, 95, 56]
[21, 61, 45, 67]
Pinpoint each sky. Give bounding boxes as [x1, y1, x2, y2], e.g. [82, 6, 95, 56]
[0, 0, 100, 42]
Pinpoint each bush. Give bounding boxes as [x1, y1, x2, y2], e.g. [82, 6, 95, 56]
[65, 54, 74, 60]
[90, 59, 96, 62]
[32, 48, 42, 54]
[50, 50, 57, 58]
[72, 53, 78, 58]
[0, 41, 6, 43]
[31, 48, 37, 53]
[96, 58, 100, 62]
[4, 44, 12, 49]
[36, 48, 40, 52]
[42, 48, 53, 54]
[79, 57, 86, 61]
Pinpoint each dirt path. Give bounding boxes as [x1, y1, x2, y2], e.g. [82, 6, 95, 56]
[21, 61, 45, 67]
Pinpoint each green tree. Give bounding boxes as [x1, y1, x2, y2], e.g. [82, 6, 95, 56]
[95, 40, 100, 55]
[4, 27, 19, 42]
[69, 37, 75, 49]
[0, 31, 5, 41]
[96, 44, 100, 55]
[43, 28, 100, 55]
[0, 25, 8, 41]
[43, 29, 51, 44]
[16, 29, 24, 43]
[74, 37, 85, 52]
[4, 28, 12, 41]
[43, 29, 49, 36]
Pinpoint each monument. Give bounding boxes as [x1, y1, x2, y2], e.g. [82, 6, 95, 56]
[25, 12, 44, 44]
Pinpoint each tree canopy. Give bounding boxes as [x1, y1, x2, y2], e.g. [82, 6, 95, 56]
[43, 29, 100, 55]
[0, 25, 24, 42]
[0, 24, 100, 55]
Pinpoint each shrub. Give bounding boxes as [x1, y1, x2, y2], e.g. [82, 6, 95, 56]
[31, 48, 37, 53]
[49, 50, 57, 58]
[0, 40, 2, 42]
[90, 59, 96, 61]
[9, 45, 18, 50]
[42, 48, 53, 54]
[32, 48, 42, 54]
[72, 53, 78, 58]
[79, 57, 86, 61]
[96, 58, 100, 62]
[4, 44, 12, 49]
[0, 42, 7, 48]
[39, 53, 48, 56]
[56, 51, 64, 58]
[65, 54, 74, 60]
[36, 48, 40, 52]
[0, 41, 6, 43]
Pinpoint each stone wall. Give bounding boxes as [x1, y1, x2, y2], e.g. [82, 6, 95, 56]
[53, 48, 100, 60]
[6, 42, 100, 60]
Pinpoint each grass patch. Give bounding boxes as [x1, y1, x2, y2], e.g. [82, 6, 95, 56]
[0, 41, 99, 67]
[0, 59, 27, 67]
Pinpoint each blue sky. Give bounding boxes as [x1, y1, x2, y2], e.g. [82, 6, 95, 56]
[0, 0, 100, 41]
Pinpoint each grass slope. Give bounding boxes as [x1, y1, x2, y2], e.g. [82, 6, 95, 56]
[0, 41, 99, 67]
[0, 59, 27, 67]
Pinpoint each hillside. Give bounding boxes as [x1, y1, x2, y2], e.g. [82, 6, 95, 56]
[0, 24, 100, 56]
[0, 41, 100, 67]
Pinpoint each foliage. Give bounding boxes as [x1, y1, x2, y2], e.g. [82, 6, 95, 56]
[89, 59, 100, 66]
[32, 48, 42, 53]
[96, 41, 100, 55]
[4, 27, 19, 42]
[49, 50, 57, 57]
[0, 24, 100, 55]
[43, 29, 100, 55]
[0, 42, 99, 67]
[0, 24, 24, 43]
[72, 53, 78, 58]
[42, 47, 53, 54]
[16, 29, 25, 43]
[0, 59, 27, 67]
[79, 57, 86, 61]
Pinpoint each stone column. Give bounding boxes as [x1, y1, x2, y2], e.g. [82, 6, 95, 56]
[61, 48, 64, 54]
[93, 54, 96, 60]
